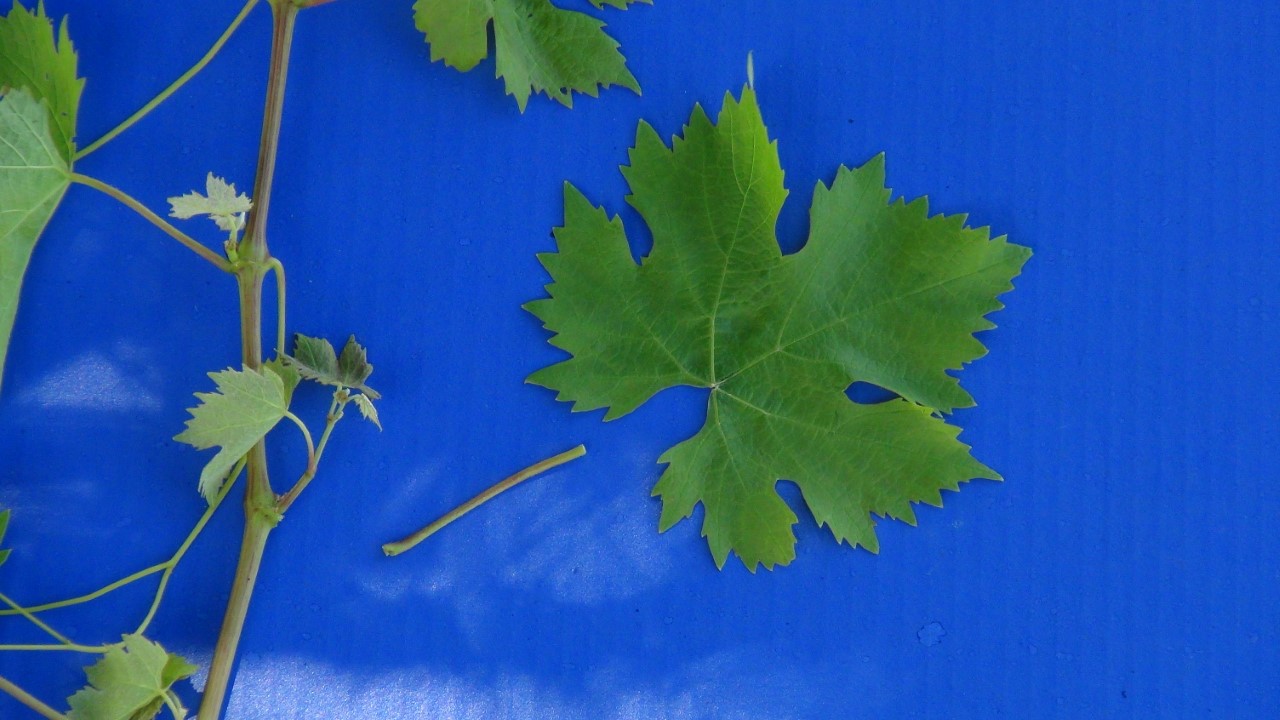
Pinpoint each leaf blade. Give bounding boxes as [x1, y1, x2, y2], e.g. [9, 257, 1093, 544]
[0, 1, 83, 162]
[413, 0, 639, 110]
[0, 87, 71, 396]
[66, 634, 197, 720]
[529, 87, 1030, 569]
[174, 367, 290, 502]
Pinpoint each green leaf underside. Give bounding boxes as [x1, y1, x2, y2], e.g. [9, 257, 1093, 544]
[174, 367, 290, 503]
[285, 333, 379, 398]
[526, 87, 1031, 570]
[0, 1, 83, 163]
[67, 634, 196, 720]
[413, 0, 639, 111]
[0, 87, 71, 396]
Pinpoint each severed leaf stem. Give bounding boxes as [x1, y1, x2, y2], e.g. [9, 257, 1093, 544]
[74, 0, 262, 161]
[382, 445, 587, 557]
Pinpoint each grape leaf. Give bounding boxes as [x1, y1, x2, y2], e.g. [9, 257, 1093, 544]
[413, 0, 640, 111]
[174, 366, 290, 503]
[0, 2, 81, 396]
[351, 393, 381, 430]
[526, 87, 1031, 570]
[284, 333, 379, 398]
[66, 634, 196, 720]
[0, 0, 83, 162]
[0, 88, 72, 396]
[167, 172, 252, 234]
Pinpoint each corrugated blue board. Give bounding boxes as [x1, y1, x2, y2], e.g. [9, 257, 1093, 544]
[1, 0, 1276, 717]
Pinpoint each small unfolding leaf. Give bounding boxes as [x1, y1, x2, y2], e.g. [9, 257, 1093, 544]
[285, 333, 379, 398]
[527, 87, 1030, 570]
[175, 367, 290, 502]
[0, 1, 83, 162]
[336, 336, 376, 394]
[413, 0, 640, 111]
[168, 172, 252, 233]
[66, 634, 196, 720]
[351, 393, 381, 430]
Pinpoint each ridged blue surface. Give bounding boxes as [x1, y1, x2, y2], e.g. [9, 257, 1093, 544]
[1, 1, 1276, 717]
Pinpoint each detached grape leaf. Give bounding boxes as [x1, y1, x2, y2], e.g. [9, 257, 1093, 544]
[413, 0, 640, 111]
[0, 0, 83, 162]
[167, 172, 252, 234]
[0, 2, 81, 396]
[526, 87, 1031, 570]
[174, 367, 290, 503]
[66, 634, 196, 720]
[285, 333, 379, 398]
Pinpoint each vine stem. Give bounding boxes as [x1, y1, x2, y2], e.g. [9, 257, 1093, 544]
[382, 445, 588, 556]
[69, 173, 232, 272]
[74, 0, 262, 161]
[0, 675, 65, 720]
[197, 2, 300, 717]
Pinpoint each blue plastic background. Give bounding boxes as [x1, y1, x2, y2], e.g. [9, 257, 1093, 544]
[2, 0, 1278, 717]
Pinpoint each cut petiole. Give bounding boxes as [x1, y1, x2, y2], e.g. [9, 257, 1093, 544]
[382, 444, 587, 556]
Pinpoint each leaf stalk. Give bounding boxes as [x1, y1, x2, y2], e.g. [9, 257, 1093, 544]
[0, 675, 65, 720]
[70, 173, 232, 272]
[74, 0, 262, 160]
[382, 445, 588, 557]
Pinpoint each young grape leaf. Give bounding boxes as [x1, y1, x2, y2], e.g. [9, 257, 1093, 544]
[0, 0, 83, 162]
[175, 367, 291, 502]
[167, 172, 253, 234]
[351, 393, 381, 430]
[285, 333, 379, 398]
[0, 508, 11, 567]
[526, 87, 1031, 571]
[66, 634, 197, 720]
[413, 0, 641, 111]
[0, 88, 72, 396]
